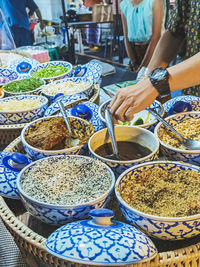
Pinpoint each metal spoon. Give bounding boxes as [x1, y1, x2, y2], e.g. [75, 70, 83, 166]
[149, 107, 200, 150]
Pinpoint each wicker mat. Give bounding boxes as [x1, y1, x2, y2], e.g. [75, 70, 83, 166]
[0, 218, 28, 267]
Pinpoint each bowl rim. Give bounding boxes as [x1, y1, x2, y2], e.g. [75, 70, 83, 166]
[0, 67, 19, 86]
[154, 111, 200, 153]
[2, 77, 45, 95]
[98, 99, 165, 127]
[21, 115, 95, 153]
[17, 154, 115, 208]
[30, 61, 73, 81]
[115, 160, 200, 220]
[88, 125, 160, 163]
[0, 94, 48, 113]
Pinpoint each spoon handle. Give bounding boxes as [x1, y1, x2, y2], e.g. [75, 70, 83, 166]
[149, 108, 185, 141]
[58, 101, 72, 136]
[105, 109, 118, 155]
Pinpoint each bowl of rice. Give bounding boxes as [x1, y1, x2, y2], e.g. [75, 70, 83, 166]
[0, 95, 48, 125]
[115, 161, 200, 240]
[154, 111, 200, 165]
[17, 155, 115, 225]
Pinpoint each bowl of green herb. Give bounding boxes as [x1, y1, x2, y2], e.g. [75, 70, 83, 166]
[30, 61, 72, 82]
[3, 77, 45, 96]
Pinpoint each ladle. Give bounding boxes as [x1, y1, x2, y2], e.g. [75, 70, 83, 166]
[149, 107, 200, 150]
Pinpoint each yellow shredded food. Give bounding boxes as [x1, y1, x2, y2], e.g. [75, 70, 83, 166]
[0, 98, 42, 111]
[159, 118, 200, 149]
[119, 167, 200, 217]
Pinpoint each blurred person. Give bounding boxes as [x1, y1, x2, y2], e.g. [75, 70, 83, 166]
[0, 0, 44, 47]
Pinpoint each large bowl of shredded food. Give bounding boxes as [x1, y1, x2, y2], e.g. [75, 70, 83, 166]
[154, 111, 200, 165]
[17, 155, 115, 225]
[30, 61, 72, 82]
[3, 77, 45, 96]
[0, 95, 48, 124]
[115, 161, 200, 240]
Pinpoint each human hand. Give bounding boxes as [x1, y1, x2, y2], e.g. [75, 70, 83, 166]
[109, 78, 159, 122]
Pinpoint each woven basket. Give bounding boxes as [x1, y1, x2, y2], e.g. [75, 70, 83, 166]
[1, 137, 200, 267]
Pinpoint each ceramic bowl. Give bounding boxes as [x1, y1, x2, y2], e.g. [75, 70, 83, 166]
[115, 161, 200, 240]
[99, 99, 164, 132]
[17, 155, 115, 225]
[0, 68, 19, 86]
[40, 77, 93, 102]
[0, 90, 4, 99]
[0, 95, 48, 125]
[30, 61, 72, 82]
[88, 126, 159, 177]
[154, 111, 200, 165]
[21, 115, 95, 160]
[3, 77, 45, 96]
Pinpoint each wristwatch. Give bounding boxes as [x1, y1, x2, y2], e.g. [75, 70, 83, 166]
[148, 67, 170, 98]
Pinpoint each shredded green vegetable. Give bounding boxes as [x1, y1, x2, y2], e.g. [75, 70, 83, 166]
[32, 65, 69, 78]
[3, 77, 44, 93]
[132, 117, 144, 125]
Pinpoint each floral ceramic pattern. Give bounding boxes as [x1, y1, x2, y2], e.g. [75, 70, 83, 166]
[83, 61, 102, 84]
[0, 68, 19, 85]
[115, 161, 200, 240]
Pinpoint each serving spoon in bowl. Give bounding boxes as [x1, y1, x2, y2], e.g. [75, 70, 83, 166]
[149, 108, 200, 150]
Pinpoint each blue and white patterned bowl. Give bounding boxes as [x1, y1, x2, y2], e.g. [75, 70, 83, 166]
[21, 116, 95, 160]
[0, 68, 19, 86]
[115, 161, 200, 240]
[83, 61, 102, 84]
[45, 208, 157, 265]
[17, 155, 115, 225]
[88, 126, 159, 177]
[99, 99, 164, 132]
[0, 95, 48, 125]
[30, 61, 72, 82]
[154, 111, 200, 165]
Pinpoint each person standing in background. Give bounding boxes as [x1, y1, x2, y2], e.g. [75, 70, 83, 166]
[0, 0, 44, 47]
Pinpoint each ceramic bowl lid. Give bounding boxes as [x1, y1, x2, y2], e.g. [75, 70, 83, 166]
[0, 152, 31, 199]
[45, 209, 157, 266]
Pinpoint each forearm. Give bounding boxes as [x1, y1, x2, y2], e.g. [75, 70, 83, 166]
[35, 8, 42, 23]
[124, 37, 135, 63]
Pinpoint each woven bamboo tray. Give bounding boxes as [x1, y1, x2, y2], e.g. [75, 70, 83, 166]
[0, 137, 200, 266]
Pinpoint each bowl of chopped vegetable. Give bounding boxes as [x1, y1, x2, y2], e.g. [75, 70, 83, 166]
[17, 155, 115, 225]
[30, 61, 72, 82]
[0, 95, 48, 124]
[99, 99, 165, 132]
[115, 161, 200, 240]
[3, 77, 45, 96]
[0, 68, 19, 86]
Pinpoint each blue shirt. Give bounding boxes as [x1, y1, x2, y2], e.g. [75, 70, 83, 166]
[0, 0, 38, 30]
[120, 0, 154, 42]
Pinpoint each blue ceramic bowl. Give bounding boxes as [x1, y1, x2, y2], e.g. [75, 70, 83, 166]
[0, 95, 48, 125]
[30, 61, 72, 82]
[88, 126, 159, 177]
[154, 111, 200, 165]
[115, 161, 200, 240]
[21, 115, 95, 160]
[99, 99, 164, 132]
[17, 155, 115, 225]
[0, 68, 19, 86]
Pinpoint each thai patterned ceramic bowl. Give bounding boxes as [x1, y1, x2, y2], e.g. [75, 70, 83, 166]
[163, 95, 200, 117]
[16, 155, 115, 225]
[0, 67, 19, 86]
[45, 208, 157, 265]
[40, 77, 93, 103]
[88, 126, 159, 177]
[21, 115, 95, 160]
[30, 61, 72, 82]
[99, 99, 164, 132]
[154, 111, 200, 165]
[80, 61, 102, 84]
[115, 161, 200, 240]
[0, 95, 48, 125]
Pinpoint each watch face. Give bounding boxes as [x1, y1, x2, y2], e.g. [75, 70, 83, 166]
[152, 68, 168, 81]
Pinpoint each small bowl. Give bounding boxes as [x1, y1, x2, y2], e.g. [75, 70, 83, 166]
[21, 115, 95, 160]
[88, 126, 159, 177]
[3, 77, 45, 96]
[154, 111, 200, 165]
[0, 68, 19, 86]
[17, 155, 115, 225]
[30, 61, 72, 82]
[0, 95, 48, 125]
[99, 99, 164, 132]
[115, 161, 200, 240]
[40, 77, 93, 102]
